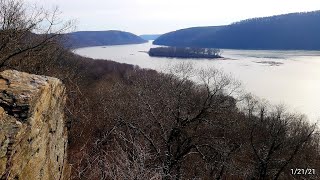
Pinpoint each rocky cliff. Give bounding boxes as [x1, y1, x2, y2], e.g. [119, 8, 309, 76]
[0, 70, 69, 180]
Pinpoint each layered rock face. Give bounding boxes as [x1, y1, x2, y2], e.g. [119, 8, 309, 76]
[0, 70, 68, 180]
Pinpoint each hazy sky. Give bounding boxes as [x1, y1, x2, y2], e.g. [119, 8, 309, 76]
[26, 0, 320, 35]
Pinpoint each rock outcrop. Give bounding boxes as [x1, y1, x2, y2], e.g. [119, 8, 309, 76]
[0, 70, 69, 180]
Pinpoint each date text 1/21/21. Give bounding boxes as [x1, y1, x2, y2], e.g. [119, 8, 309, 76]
[291, 168, 316, 175]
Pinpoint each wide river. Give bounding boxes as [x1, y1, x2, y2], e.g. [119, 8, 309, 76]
[74, 41, 320, 123]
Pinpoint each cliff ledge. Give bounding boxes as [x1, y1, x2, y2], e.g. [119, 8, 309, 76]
[0, 70, 69, 180]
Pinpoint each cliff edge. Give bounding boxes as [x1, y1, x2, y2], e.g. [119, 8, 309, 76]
[0, 70, 69, 180]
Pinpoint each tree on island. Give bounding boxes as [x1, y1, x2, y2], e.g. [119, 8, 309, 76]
[149, 47, 222, 59]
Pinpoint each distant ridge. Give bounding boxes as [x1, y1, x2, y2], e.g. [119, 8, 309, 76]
[66, 30, 147, 48]
[140, 34, 162, 40]
[154, 11, 320, 50]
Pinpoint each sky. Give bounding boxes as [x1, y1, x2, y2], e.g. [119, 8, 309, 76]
[26, 0, 320, 35]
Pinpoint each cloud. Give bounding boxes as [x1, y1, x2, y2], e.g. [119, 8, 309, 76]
[25, 0, 320, 34]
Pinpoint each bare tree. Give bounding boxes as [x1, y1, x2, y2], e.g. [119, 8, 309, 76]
[0, 0, 74, 70]
[102, 63, 242, 179]
[71, 123, 162, 180]
[247, 99, 318, 179]
[69, 62, 320, 179]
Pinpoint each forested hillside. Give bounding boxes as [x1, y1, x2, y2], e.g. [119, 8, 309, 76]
[154, 11, 320, 50]
[153, 26, 223, 47]
[66, 30, 147, 48]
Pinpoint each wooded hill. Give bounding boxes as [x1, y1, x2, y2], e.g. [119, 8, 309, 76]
[66, 30, 147, 48]
[154, 11, 320, 50]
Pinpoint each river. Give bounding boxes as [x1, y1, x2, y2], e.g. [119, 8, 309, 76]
[74, 41, 320, 123]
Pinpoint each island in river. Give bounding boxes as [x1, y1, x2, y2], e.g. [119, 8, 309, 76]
[148, 47, 222, 59]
